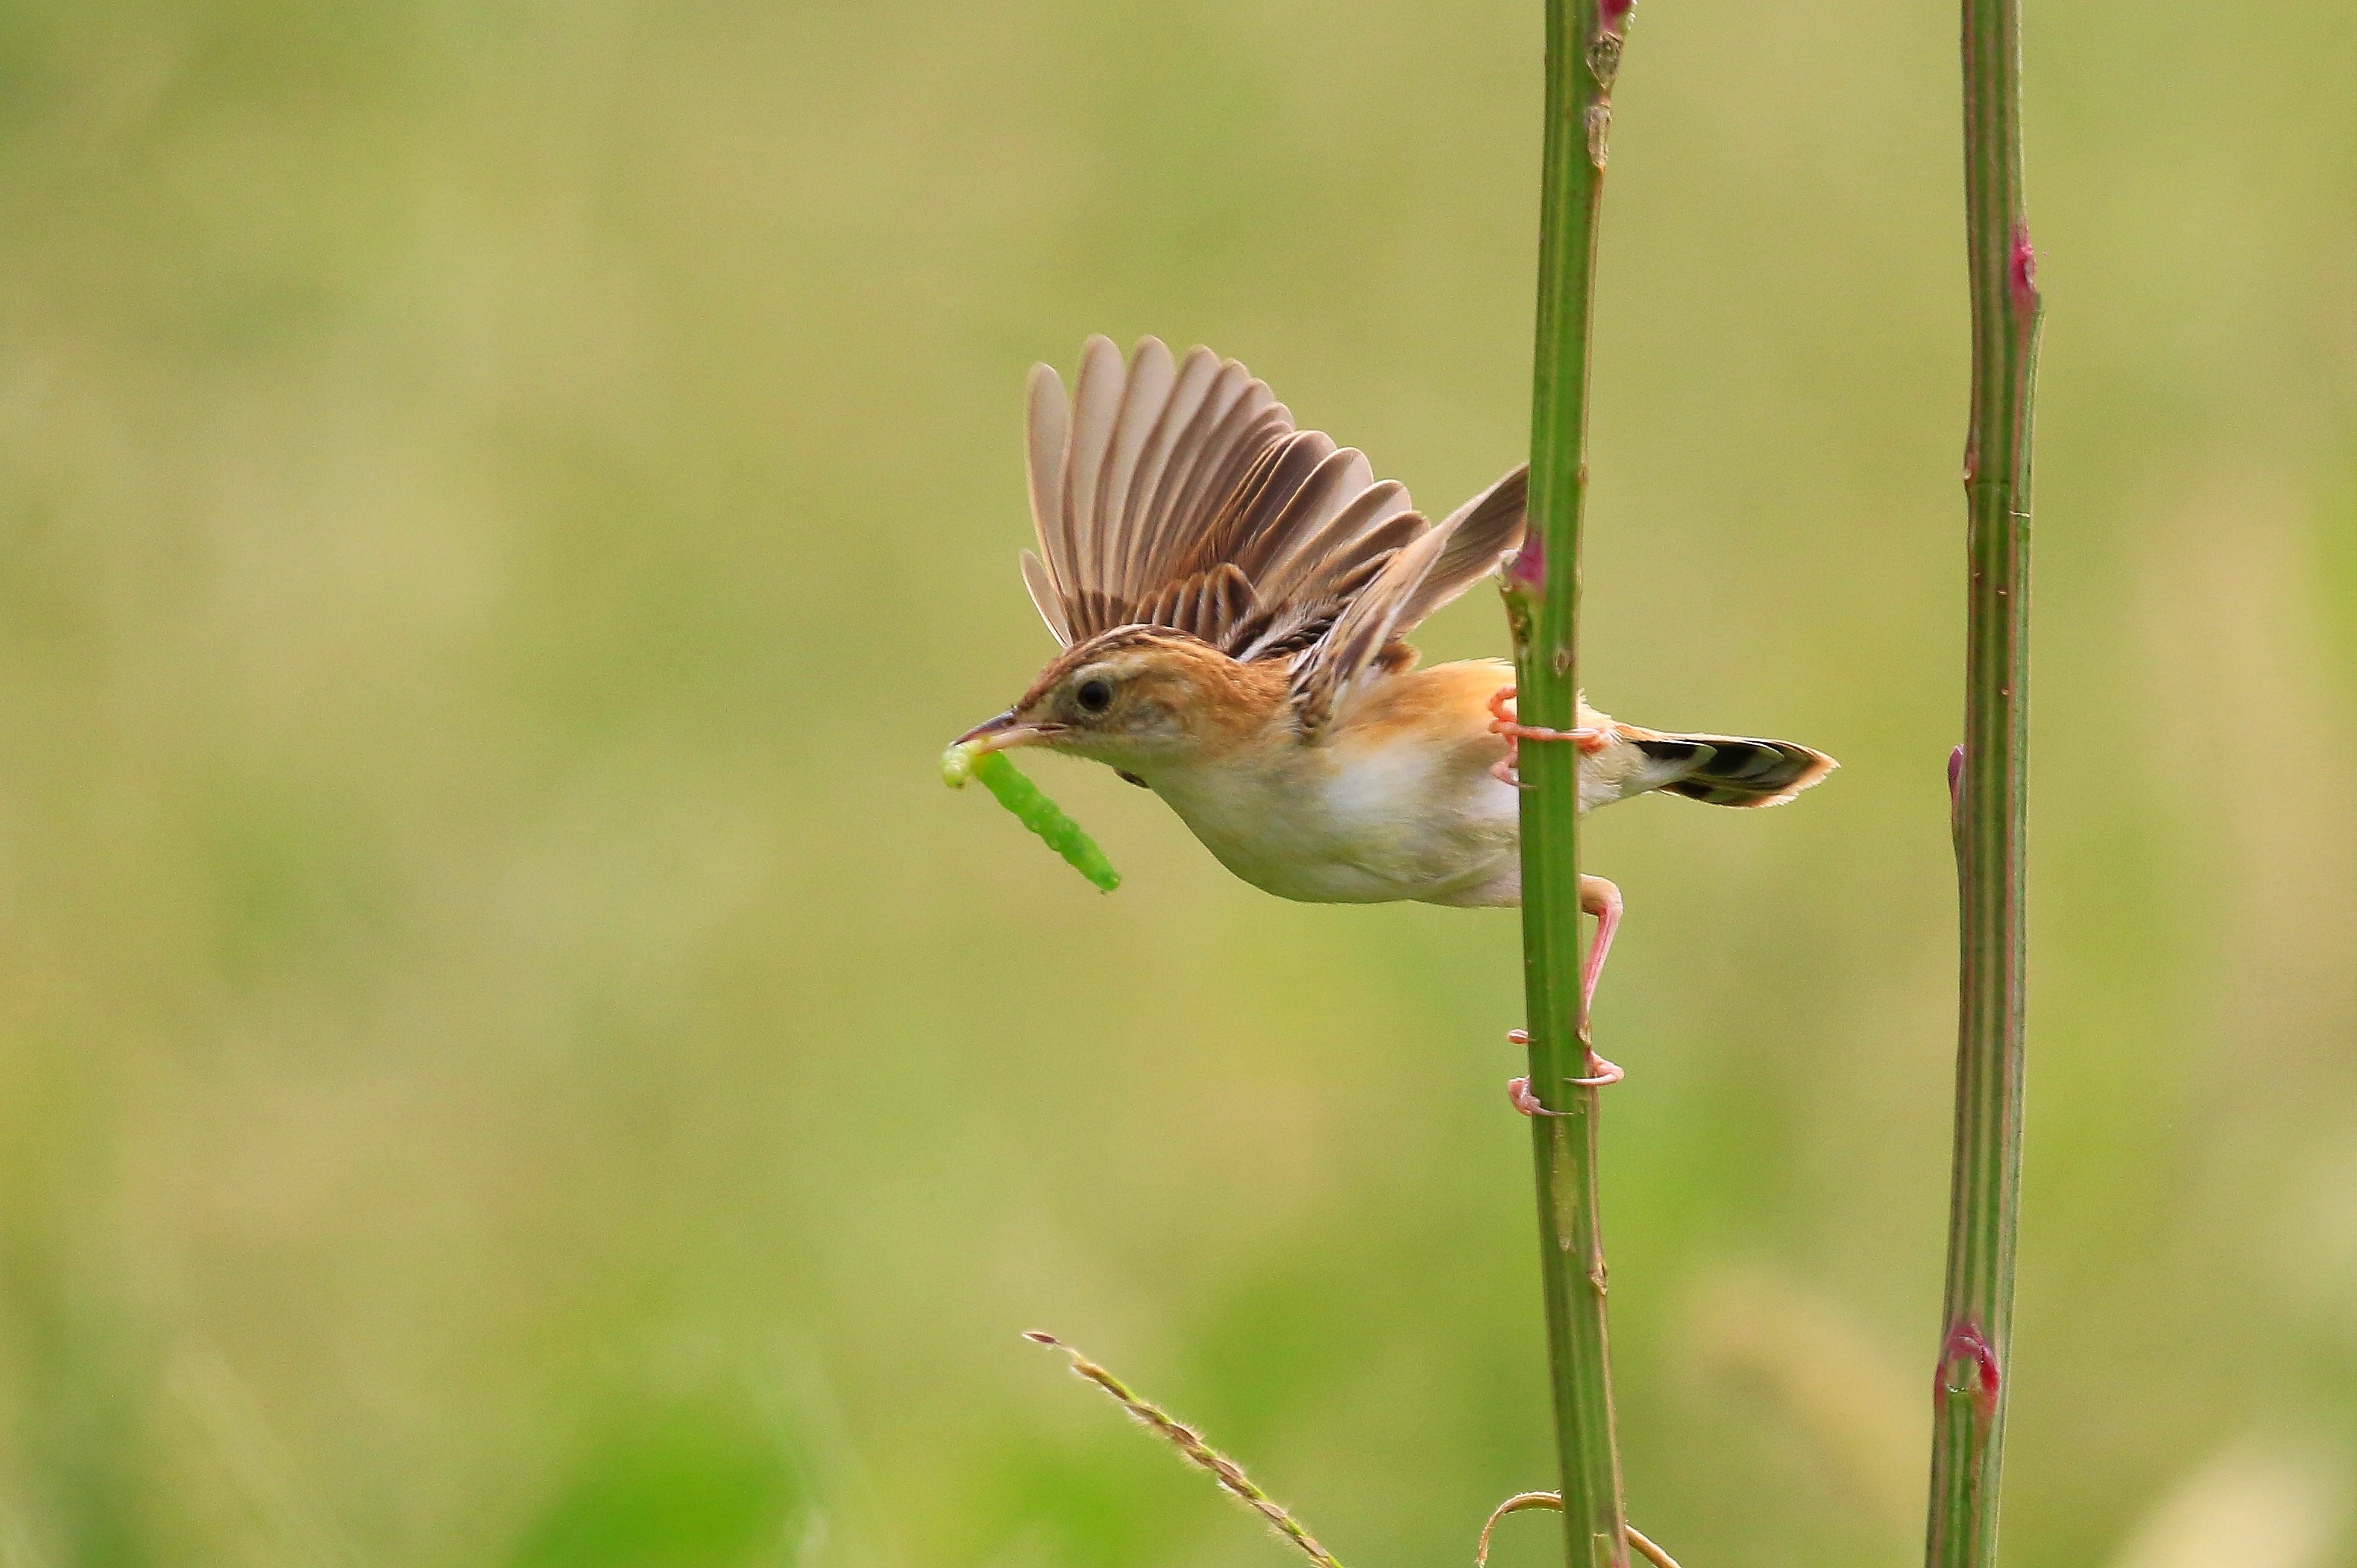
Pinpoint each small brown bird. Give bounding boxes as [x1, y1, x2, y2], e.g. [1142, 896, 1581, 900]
[956, 336, 1834, 1062]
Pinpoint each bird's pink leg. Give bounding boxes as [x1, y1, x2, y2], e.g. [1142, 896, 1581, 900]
[1486, 685, 1607, 788]
[1506, 875, 1627, 1115]
[1576, 873, 1621, 1020]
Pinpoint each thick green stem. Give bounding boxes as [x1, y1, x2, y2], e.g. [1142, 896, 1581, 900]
[1925, 0, 2038, 1563]
[1507, 2, 1633, 1565]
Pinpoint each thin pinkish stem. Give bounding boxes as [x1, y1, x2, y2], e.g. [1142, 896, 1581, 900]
[1475, 1493, 1679, 1568]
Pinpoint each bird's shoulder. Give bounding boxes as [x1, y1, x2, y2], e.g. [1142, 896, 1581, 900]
[1321, 655, 1511, 756]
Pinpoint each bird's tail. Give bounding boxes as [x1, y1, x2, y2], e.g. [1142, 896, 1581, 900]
[1628, 731, 1837, 809]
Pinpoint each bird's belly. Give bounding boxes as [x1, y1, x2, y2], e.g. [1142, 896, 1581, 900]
[1149, 748, 1520, 907]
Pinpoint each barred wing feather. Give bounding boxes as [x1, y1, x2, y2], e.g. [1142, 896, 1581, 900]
[1019, 335, 1528, 729]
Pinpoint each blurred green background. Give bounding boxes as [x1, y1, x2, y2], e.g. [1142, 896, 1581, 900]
[3, 2, 2355, 1565]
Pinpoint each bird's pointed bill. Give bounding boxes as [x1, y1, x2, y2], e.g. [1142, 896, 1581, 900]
[952, 710, 1065, 756]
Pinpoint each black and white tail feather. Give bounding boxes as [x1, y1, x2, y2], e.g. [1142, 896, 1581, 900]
[1021, 335, 1527, 736]
[1629, 734, 1836, 809]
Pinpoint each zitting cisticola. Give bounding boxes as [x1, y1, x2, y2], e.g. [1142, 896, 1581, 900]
[955, 336, 1835, 1039]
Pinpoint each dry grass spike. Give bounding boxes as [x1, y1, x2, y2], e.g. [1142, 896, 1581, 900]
[1023, 1331, 1344, 1568]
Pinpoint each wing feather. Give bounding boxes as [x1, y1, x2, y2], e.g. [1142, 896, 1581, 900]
[1111, 344, 1221, 606]
[1394, 464, 1528, 629]
[1132, 564, 1262, 651]
[1060, 335, 1125, 624]
[1254, 476, 1413, 610]
[1203, 431, 1340, 580]
[1014, 340, 1525, 680]
[1025, 364, 1071, 595]
[1146, 358, 1254, 545]
[1093, 336, 1175, 605]
[1290, 519, 1453, 734]
[1230, 445, 1372, 582]
[1289, 464, 1529, 731]
[1155, 394, 1287, 574]
[1020, 548, 1070, 643]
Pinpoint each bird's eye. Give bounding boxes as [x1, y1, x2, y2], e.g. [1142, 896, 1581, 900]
[1076, 677, 1114, 715]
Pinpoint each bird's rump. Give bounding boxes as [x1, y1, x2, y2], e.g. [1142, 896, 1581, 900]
[1020, 335, 1527, 731]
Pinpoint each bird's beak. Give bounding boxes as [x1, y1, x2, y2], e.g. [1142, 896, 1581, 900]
[953, 709, 1067, 755]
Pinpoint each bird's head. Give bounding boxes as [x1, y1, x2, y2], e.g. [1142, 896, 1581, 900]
[953, 627, 1275, 780]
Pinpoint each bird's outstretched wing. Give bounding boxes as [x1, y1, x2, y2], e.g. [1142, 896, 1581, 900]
[1286, 463, 1525, 734]
[1021, 335, 1526, 726]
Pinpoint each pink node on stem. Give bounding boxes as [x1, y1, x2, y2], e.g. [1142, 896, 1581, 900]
[1938, 1318, 2001, 1431]
[1504, 533, 1545, 592]
[2008, 222, 2038, 311]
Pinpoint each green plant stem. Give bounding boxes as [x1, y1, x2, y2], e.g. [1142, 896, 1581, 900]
[1506, 2, 1634, 1564]
[1925, 0, 2038, 1562]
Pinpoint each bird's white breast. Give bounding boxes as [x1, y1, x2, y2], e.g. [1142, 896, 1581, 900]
[1143, 736, 1523, 907]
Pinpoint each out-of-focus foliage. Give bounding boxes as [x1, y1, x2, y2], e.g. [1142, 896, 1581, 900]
[2, 2, 2354, 1566]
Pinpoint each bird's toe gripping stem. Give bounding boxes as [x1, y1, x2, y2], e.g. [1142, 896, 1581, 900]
[1487, 684, 1607, 789]
[1506, 875, 1625, 1116]
[1506, 1044, 1624, 1117]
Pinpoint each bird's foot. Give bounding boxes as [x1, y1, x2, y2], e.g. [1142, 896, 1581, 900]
[1577, 874, 1622, 1020]
[1505, 1029, 1625, 1117]
[1486, 685, 1607, 789]
[1504, 875, 1626, 1115]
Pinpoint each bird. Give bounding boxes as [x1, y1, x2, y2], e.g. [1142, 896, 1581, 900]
[954, 336, 1835, 1099]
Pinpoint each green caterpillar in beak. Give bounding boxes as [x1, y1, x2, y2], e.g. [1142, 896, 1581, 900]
[942, 744, 1120, 894]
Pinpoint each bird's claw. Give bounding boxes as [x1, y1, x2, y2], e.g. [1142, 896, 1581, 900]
[1505, 1029, 1624, 1117]
[1489, 754, 1532, 790]
[1506, 1076, 1560, 1115]
[1487, 685, 1606, 788]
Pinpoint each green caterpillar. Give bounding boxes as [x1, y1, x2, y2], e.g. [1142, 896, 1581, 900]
[941, 744, 1121, 893]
